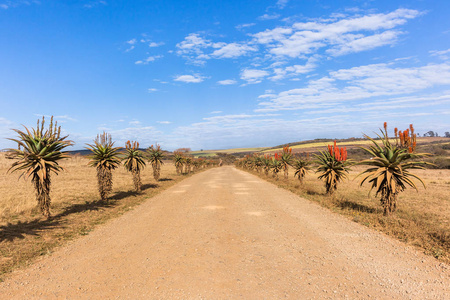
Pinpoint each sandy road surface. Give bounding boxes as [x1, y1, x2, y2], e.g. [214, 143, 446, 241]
[0, 166, 448, 299]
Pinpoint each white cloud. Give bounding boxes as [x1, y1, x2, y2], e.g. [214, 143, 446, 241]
[240, 69, 270, 84]
[129, 120, 141, 126]
[235, 23, 256, 30]
[270, 56, 317, 80]
[135, 55, 163, 65]
[174, 74, 205, 83]
[326, 30, 401, 56]
[277, 0, 289, 9]
[175, 33, 214, 64]
[305, 93, 450, 115]
[126, 39, 137, 45]
[217, 79, 237, 85]
[211, 43, 257, 59]
[258, 13, 281, 20]
[210, 111, 223, 114]
[176, 33, 257, 63]
[256, 62, 450, 112]
[430, 48, 450, 60]
[148, 88, 158, 92]
[149, 42, 165, 48]
[253, 8, 420, 58]
[157, 121, 171, 124]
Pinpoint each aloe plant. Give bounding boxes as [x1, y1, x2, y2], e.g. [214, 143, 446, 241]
[315, 141, 351, 195]
[280, 146, 293, 179]
[123, 141, 146, 191]
[86, 132, 121, 201]
[7, 116, 73, 218]
[262, 155, 272, 176]
[147, 144, 164, 180]
[173, 151, 184, 174]
[292, 156, 310, 185]
[270, 153, 283, 180]
[184, 156, 192, 174]
[358, 123, 431, 215]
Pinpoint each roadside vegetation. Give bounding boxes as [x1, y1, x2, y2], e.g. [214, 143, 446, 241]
[236, 123, 450, 264]
[0, 117, 219, 280]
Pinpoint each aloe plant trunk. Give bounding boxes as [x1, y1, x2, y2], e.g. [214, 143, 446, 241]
[33, 174, 51, 218]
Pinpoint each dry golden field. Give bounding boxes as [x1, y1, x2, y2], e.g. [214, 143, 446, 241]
[0, 154, 177, 220]
[243, 165, 450, 264]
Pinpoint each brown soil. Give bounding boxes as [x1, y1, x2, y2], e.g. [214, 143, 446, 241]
[0, 166, 448, 299]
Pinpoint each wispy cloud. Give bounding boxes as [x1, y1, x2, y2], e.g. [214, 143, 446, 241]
[235, 23, 256, 30]
[211, 43, 257, 59]
[157, 121, 171, 124]
[176, 33, 257, 64]
[253, 8, 420, 58]
[430, 48, 450, 60]
[258, 13, 281, 20]
[240, 69, 270, 84]
[173, 8, 420, 84]
[174, 74, 205, 83]
[148, 41, 165, 48]
[256, 61, 450, 111]
[217, 79, 237, 85]
[135, 55, 163, 64]
[148, 88, 158, 92]
[123, 36, 164, 53]
[276, 0, 289, 9]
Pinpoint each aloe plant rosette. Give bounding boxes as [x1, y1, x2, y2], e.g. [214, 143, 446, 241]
[315, 141, 351, 195]
[358, 123, 431, 215]
[7, 116, 73, 218]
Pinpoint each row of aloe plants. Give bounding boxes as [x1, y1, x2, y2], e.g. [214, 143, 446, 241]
[6, 116, 217, 218]
[236, 123, 431, 216]
[173, 151, 215, 175]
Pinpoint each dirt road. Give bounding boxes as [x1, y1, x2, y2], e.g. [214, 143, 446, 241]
[1, 166, 448, 299]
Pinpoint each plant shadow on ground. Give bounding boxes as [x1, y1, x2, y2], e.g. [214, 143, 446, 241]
[0, 199, 117, 242]
[158, 178, 173, 182]
[305, 189, 321, 196]
[0, 218, 61, 242]
[0, 178, 175, 247]
[337, 199, 378, 214]
[141, 183, 158, 190]
[0, 182, 170, 243]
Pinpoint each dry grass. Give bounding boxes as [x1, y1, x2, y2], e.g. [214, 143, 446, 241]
[0, 153, 203, 279]
[244, 165, 450, 264]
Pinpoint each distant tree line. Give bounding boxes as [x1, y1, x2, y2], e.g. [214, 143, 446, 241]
[422, 131, 450, 137]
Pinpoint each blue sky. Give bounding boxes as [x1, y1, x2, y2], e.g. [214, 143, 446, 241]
[1, 0, 450, 150]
